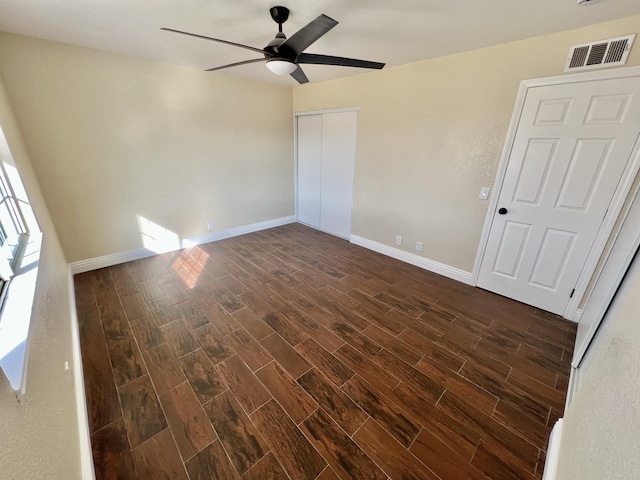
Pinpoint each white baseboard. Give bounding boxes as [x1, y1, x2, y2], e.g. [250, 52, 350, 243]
[565, 366, 580, 410]
[572, 309, 583, 323]
[543, 418, 564, 480]
[67, 268, 96, 480]
[349, 235, 473, 285]
[69, 215, 296, 274]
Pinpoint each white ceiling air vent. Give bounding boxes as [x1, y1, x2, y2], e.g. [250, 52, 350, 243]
[564, 34, 635, 72]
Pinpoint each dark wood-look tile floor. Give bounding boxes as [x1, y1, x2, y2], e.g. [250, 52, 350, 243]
[75, 223, 577, 480]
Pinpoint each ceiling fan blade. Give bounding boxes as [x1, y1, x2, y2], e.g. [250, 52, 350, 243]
[205, 58, 267, 72]
[280, 14, 338, 55]
[297, 53, 385, 70]
[290, 65, 309, 84]
[161, 28, 266, 55]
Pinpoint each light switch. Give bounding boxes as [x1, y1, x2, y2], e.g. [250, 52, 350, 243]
[479, 187, 490, 200]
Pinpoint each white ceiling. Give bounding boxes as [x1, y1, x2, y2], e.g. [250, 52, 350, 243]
[0, 0, 639, 85]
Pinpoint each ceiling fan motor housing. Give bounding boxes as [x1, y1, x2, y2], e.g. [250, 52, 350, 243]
[269, 6, 290, 25]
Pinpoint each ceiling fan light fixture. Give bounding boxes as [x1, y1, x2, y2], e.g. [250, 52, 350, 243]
[266, 58, 297, 75]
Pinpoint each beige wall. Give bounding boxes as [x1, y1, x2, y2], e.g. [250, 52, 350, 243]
[293, 15, 640, 272]
[0, 77, 82, 478]
[0, 33, 294, 263]
[556, 252, 640, 479]
[1, 18, 639, 270]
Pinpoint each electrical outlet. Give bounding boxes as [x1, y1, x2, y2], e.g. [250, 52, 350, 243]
[395, 235, 402, 245]
[479, 187, 490, 200]
[415, 241, 423, 252]
[207, 220, 214, 230]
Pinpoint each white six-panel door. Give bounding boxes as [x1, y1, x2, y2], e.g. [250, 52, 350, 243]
[478, 77, 640, 315]
[296, 110, 357, 239]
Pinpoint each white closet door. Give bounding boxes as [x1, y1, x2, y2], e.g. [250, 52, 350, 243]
[320, 111, 357, 239]
[296, 115, 323, 228]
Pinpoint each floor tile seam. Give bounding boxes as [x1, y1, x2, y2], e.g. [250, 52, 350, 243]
[348, 288, 393, 317]
[359, 416, 444, 480]
[296, 398, 375, 465]
[476, 408, 547, 470]
[512, 352, 570, 377]
[151, 387, 202, 475]
[337, 346, 404, 388]
[422, 356, 500, 408]
[241, 452, 294, 480]
[503, 368, 566, 411]
[160, 329, 201, 362]
[312, 465, 335, 480]
[339, 372, 420, 445]
[406, 425, 424, 450]
[127, 425, 179, 478]
[450, 314, 494, 339]
[533, 448, 546, 479]
[261, 339, 310, 382]
[521, 328, 576, 353]
[434, 388, 448, 408]
[160, 379, 221, 461]
[375, 348, 446, 398]
[93, 276, 144, 460]
[553, 373, 563, 392]
[226, 352, 308, 428]
[88, 415, 125, 437]
[300, 370, 369, 434]
[457, 356, 513, 388]
[223, 329, 274, 372]
[359, 324, 424, 363]
[252, 357, 320, 418]
[348, 417, 400, 480]
[469, 439, 482, 471]
[336, 369, 357, 390]
[133, 343, 180, 425]
[214, 355, 275, 415]
[229, 435, 273, 478]
[179, 437, 218, 466]
[493, 382, 557, 429]
[198, 354, 277, 474]
[471, 341, 520, 370]
[515, 338, 569, 363]
[317, 334, 347, 355]
[294, 403, 322, 427]
[545, 405, 553, 426]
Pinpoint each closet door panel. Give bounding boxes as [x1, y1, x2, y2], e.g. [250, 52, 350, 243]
[320, 111, 357, 239]
[296, 115, 323, 228]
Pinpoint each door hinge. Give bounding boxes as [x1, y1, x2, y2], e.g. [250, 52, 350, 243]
[570, 288, 575, 298]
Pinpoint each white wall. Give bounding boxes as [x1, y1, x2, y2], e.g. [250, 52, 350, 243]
[0, 33, 295, 263]
[0, 76, 83, 479]
[556, 251, 640, 479]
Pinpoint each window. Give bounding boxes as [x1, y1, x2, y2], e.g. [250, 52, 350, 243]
[0, 162, 29, 309]
[0, 122, 41, 392]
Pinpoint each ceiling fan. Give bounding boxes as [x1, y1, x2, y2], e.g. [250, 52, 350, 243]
[162, 6, 385, 84]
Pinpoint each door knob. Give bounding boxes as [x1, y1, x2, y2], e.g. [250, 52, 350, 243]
[498, 207, 508, 215]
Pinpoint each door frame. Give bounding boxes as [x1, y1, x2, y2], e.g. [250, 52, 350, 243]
[571, 181, 640, 367]
[293, 106, 359, 233]
[471, 65, 640, 320]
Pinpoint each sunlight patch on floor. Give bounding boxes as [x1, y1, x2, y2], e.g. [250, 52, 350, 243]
[137, 214, 209, 289]
[170, 247, 209, 289]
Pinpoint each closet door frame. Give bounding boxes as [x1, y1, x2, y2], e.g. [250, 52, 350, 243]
[294, 106, 359, 237]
